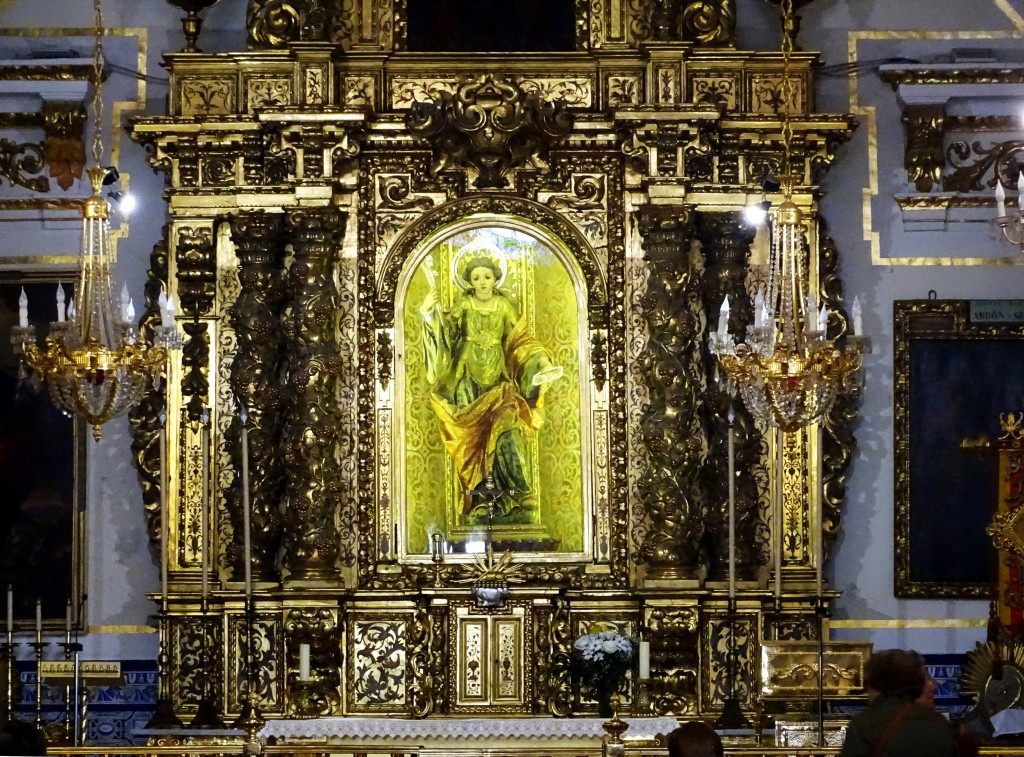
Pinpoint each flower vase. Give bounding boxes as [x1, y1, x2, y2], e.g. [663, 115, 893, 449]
[595, 686, 616, 718]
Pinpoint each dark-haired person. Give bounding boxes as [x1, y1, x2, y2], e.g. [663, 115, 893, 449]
[0, 719, 47, 755]
[839, 648, 957, 757]
[667, 721, 723, 757]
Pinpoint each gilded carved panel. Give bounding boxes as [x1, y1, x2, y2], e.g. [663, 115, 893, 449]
[245, 76, 292, 111]
[179, 77, 236, 117]
[350, 618, 408, 709]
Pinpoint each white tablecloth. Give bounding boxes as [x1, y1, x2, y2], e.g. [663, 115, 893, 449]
[261, 716, 680, 742]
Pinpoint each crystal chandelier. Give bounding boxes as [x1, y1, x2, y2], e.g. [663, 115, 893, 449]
[708, 0, 867, 432]
[11, 0, 178, 441]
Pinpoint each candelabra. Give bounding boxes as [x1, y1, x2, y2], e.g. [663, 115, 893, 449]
[30, 627, 47, 730]
[1, 627, 16, 726]
[431, 532, 445, 588]
[233, 596, 264, 740]
[145, 603, 182, 729]
[188, 598, 224, 728]
[994, 172, 1024, 253]
[59, 627, 83, 744]
[715, 597, 752, 730]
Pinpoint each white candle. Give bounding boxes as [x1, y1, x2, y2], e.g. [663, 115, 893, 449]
[159, 412, 169, 604]
[241, 411, 252, 598]
[852, 297, 863, 336]
[65, 600, 72, 633]
[165, 294, 176, 328]
[775, 427, 784, 602]
[805, 293, 818, 332]
[56, 284, 65, 323]
[127, 298, 135, 322]
[6, 586, 12, 632]
[818, 303, 828, 334]
[753, 289, 765, 329]
[996, 180, 1006, 217]
[18, 288, 28, 328]
[816, 425, 824, 598]
[201, 409, 210, 601]
[120, 283, 130, 323]
[1017, 170, 1024, 200]
[717, 295, 730, 338]
[299, 643, 311, 682]
[728, 409, 736, 600]
[638, 641, 650, 680]
[35, 599, 41, 634]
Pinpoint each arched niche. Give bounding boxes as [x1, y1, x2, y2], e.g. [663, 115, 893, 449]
[367, 197, 616, 576]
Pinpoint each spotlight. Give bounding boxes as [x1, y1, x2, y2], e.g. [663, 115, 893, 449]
[107, 190, 137, 215]
[101, 166, 119, 186]
[743, 199, 772, 225]
[760, 175, 781, 193]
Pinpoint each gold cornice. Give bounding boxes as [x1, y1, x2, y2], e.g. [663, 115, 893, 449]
[829, 619, 986, 629]
[880, 66, 1024, 88]
[849, 29, 1024, 266]
[0, 198, 85, 211]
[86, 625, 157, 634]
[0, 65, 92, 81]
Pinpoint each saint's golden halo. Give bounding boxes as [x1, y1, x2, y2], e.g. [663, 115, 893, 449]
[450, 235, 508, 288]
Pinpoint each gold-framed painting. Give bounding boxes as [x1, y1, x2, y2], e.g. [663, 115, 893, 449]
[395, 219, 591, 558]
[0, 269, 86, 627]
[894, 299, 1024, 598]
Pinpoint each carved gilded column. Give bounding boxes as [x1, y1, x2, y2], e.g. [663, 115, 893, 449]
[175, 225, 216, 422]
[228, 211, 287, 583]
[635, 205, 706, 581]
[696, 212, 762, 582]
[281, 207, 346, 583]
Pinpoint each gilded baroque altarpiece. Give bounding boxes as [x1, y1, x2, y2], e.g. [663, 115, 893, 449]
[126, 0, 861, 721]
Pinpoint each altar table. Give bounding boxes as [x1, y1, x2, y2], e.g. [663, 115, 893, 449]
[260, 716, 680, 746]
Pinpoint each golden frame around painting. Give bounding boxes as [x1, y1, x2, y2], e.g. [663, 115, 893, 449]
[894, 299, 1024, 598]
[364, 192, 621, 584]
[0, 267, 87, 628]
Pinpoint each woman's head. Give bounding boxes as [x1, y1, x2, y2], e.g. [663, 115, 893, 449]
[462, 255, 502, 299]
[864, 648, 927, 701]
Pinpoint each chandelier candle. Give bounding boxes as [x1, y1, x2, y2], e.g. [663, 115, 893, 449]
[5, 587, 10, 631]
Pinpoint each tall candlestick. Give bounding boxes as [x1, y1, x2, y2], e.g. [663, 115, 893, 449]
[728, 409, 736, 600]
[159, 413, 169, 604]
[201, 409, 210, 601]
[638, 641, 650, 680]
[241, 412, 252, 598]
[774, 427, 783, 602]
[35, 599, 41, 634]
[6, 586, 12, 632]
[816, 424, 824, 598]
[298, 643, 311, 682]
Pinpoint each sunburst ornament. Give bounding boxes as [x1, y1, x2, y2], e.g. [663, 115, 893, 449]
[456, 544, 525, 608]
[961, 638, 1024, 717]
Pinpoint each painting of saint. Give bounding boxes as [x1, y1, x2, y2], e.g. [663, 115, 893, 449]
[420, 240, 563, 526]
[400, 225, 586, 555]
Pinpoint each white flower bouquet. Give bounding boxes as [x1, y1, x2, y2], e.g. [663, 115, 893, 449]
[571, 630, 635, 716]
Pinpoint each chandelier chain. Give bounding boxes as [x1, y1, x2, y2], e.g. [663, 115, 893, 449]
[91, 0, 104, 169]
